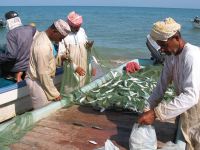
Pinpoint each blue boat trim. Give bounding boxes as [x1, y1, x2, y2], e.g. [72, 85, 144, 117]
[0, 60, 153, 95]
[0, 68, 63, 94]
[0, 60, 152, 94]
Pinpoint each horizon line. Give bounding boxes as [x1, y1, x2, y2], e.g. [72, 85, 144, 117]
[0, 5, 199, 10]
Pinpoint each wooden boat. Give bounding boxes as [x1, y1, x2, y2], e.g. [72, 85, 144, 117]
[0, 58, 186, 149]
[0, 67, 63, 123]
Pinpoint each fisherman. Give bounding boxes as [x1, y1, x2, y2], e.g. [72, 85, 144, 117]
[138, 17, 200, 150]
[58, 11, 96, 95]
[26, 19, 71, 109]
[0, 11, 36, 82]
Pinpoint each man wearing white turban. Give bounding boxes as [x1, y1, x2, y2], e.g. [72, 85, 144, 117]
[0, 11, 37, 82]
[26, 19, 71, 109]
[138, 17, 200, 150]
[58, 11, 96, 95]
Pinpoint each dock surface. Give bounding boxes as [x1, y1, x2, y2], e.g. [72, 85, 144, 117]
[10, 105, 177, 150]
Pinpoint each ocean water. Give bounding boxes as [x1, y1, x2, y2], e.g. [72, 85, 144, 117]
[0, 6, 200, 63]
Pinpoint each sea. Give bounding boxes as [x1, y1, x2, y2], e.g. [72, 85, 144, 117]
[0, 6, 200, 65]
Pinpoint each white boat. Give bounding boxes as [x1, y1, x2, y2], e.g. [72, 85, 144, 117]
[0, 68, 63, 123]
[191, 17, 200, 28]
[0, 18, 6, 28]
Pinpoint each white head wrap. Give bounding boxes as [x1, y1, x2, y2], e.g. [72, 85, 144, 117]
[150, 17, 181, 41]
[6, 17, 23, 30]
[54, 19, 71, 37]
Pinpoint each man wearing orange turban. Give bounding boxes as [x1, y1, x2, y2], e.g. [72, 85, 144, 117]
[67, 11, 83, 29]
[58, 11, 95, 95]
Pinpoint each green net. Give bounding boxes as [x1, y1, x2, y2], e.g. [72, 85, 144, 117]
[0, 99, 73, 149]
[0, 112, 34, 150]
[91, 47, 117, 73]
[59, 46, 128, 97]
[62, 65, 175, 113]
[0, 58, 175, 149]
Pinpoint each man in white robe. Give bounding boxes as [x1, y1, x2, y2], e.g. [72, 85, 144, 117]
[138, 17, 200, 150]
[26, 19, 71, 109]
[58, 11, 95, 95]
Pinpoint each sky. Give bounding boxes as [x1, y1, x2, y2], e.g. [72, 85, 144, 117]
[0, 0, 200, 9]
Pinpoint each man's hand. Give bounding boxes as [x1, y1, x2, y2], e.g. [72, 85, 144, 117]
[138, 109, 156, 125]
[75, 66, 86, 76]
[85, 40, 94, 50]
[15, 72, 23, 82]
[54, 95, 62, 101]
[61, 53, 72, 63]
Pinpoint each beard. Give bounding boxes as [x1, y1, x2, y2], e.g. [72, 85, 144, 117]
[174, 48, 182, 56]
[164, 51, 172, 56]
[164, 47, 180, 56]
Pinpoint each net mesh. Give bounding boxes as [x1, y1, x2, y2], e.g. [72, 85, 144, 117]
[0, 113, 34, 150]
[0, 52, 175, 148]
[64, 65, 175, 112]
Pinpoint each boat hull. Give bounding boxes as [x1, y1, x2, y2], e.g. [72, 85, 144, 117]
[192, 21, 200, 28]
[0, 68, 63, 123]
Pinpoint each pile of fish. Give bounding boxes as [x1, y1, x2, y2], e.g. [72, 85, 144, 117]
[71, 65, 175, 112]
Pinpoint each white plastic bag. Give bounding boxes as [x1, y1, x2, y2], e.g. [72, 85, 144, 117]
[94, 139, 119, 150]
[129, 123, 157, 150]
[158, 141, 185, 150]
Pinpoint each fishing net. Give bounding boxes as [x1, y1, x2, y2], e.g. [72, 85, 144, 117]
[61, 63, 175, 113]
[59, 46, 122, 96]
[91, 47, 118, 73]
[0, 46, 175, 149]
[0, 112, 35, 150]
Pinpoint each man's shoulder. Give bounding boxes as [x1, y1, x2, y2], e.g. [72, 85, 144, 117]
[34, 32, 47, 40]
[12, 25, 34, 31]
[79, 27, 85, 32]
[185, 43, 200, 55]
[183, 43, 200, 63]
[78, 27, 86, 34]
[8, 25, 36, 36]
[32, 32, 51, 48]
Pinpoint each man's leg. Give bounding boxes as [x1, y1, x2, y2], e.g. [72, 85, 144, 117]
[26, 77, 51, 109]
